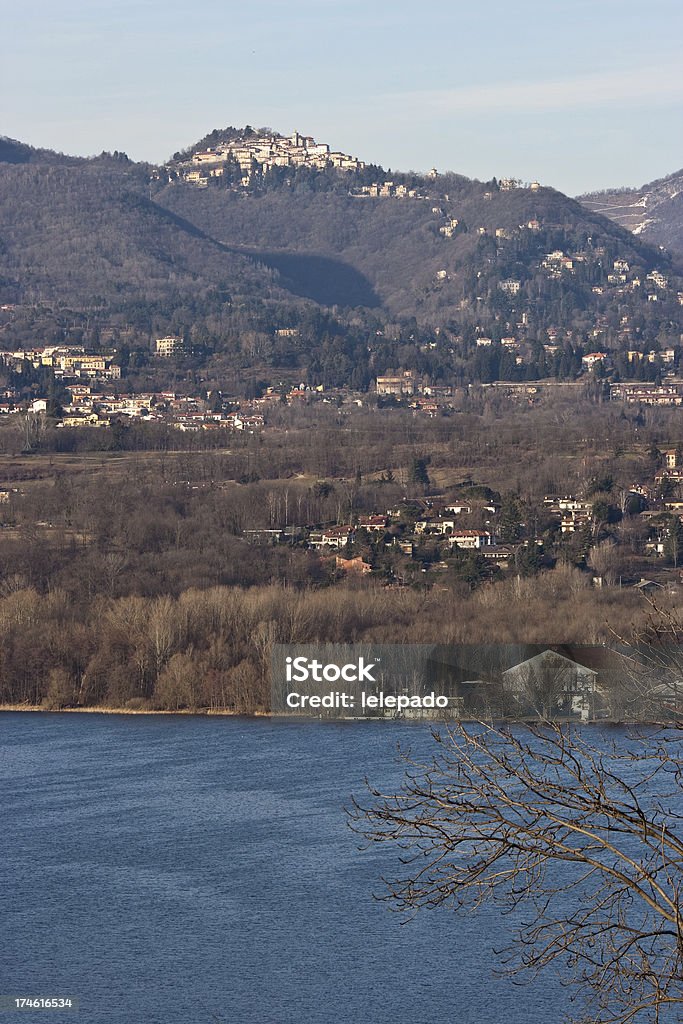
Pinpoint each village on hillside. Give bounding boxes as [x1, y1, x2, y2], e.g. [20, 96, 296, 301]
[167, 129, 365, 188]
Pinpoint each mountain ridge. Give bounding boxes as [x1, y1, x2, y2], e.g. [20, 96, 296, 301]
[578, 168, 683, 255]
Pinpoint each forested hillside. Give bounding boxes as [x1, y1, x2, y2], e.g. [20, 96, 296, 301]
[157, 173, 678, 320]
[0, 156, 288, 311]
[0, 131, 681, 388]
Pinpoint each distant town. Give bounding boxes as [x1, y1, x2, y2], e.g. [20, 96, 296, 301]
[3, 331, 683, 430]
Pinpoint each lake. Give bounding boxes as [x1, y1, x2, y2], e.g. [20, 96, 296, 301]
[0, 713, 637, 1023]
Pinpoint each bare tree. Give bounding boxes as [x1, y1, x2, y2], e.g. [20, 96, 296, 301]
[350, 722, 683, 1024]
[589, 539, 624, 586]
[610, 597, 683, 722]
[17, 410, 45, 452]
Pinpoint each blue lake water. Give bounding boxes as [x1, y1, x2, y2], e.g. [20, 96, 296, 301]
[0, 713, 644, 1023]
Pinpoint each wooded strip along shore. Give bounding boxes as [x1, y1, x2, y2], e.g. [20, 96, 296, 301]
[0, 579, 670, 716]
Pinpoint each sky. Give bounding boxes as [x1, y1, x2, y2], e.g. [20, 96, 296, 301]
[3, 0, 682, 195]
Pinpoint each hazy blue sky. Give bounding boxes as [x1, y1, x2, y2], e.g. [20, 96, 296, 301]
[4, 0, 681, 194]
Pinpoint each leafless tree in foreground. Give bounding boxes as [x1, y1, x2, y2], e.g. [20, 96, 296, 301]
[349, 723, 683, 1023]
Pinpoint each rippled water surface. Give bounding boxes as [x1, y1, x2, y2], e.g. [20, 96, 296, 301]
[2, 713, 589, 1023]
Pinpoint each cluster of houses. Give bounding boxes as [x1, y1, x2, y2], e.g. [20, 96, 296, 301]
[2, 346, 121, 380]
[168, 130, 553, 213]
[541, 251, 673, 305]
[543, 496, 594, 534]
[10, 386, 263, 433]
[242, 445, 683, 593]
[445, 225, 679, 315]
[244, 496, 520, 574]
[579, 347, 678, 372]
[489, 377, 683, 410]
[430, 198, 542, 245]
[376, 367, 683, 408]
[349, 181, 428, 200]
[547, 464, 683, 575]
[375, 370, 453, 403]
[610, 382, 683, 406]
[57, 389, 265, 432]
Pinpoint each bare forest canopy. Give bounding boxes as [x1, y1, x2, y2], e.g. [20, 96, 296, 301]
[0, 397, 683, 713]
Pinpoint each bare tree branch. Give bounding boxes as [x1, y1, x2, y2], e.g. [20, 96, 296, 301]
[349, 722, 683, 1024]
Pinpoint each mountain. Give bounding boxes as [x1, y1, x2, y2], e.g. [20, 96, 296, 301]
[0, 129, 681, 383]
[578, 169, 683, 255]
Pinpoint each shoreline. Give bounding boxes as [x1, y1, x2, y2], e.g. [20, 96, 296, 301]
[0, 704, 645, 726]
[0, 704, 266, 717]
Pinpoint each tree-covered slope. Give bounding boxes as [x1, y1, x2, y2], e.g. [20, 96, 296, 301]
[0, 134, 681, 347]
[0, 157, 302, 312]
[156, 172, 681, 322]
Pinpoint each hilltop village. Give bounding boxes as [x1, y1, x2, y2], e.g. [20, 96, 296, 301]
[168, 129, 366, 187]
